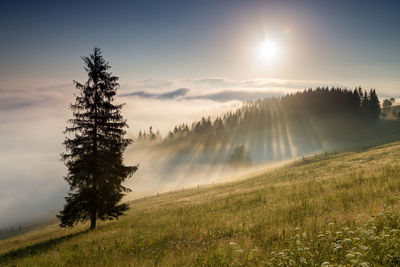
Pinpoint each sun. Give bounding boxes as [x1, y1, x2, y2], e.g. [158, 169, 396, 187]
[258, 40, 279, 62]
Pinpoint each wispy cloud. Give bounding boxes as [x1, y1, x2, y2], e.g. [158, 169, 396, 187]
[121, 77, 344, 102]
[122, 88, 190, 99]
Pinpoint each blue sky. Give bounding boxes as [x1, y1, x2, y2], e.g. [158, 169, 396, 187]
[1, 0, 400, 92]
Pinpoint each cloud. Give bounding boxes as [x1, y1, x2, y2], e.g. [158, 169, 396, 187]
[0, 83, 72, 111]
[123, 88, 190, 99]
[187, 89, 283, 102]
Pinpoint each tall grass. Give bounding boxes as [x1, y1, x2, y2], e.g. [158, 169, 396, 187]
[2, 142, 400, 266]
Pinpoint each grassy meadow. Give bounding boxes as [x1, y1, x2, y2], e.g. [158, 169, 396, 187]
[2, 142, 400, 266]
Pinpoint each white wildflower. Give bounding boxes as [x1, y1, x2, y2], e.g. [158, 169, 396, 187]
[343, 238, 352, 244]
[346, 253, 355, 259]
[333, 245, 342, 252]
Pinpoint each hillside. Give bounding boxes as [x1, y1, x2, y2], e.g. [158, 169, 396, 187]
[2, 142, 400, 266]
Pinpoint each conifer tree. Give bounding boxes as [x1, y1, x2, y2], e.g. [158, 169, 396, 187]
[58, 48, 137, 230]
[368, 89, 381, 121]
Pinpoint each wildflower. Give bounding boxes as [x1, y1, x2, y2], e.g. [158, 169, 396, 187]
[343, 238, 352, 244]
[343, 227, 350, 231]
[353, 237, 360, 241]
[336, 231, 342, 235]
[347, 231, 354, 234]
[359, 245, 368, 251]
[345, 253, 355, 259]
[235, 249, 243, 253]
[333, 245, 342, 252]
[321, 262, 330, 266]
[289, 259, 295, 265]
[360, 262, 369, 267]
[336, 239, 343, 244]
[228, 242, 236, 246]
[328, 222, 335, 226]
[318, 234, 325, 238]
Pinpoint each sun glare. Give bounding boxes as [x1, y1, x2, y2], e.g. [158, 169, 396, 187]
[258, 40, 279, 62]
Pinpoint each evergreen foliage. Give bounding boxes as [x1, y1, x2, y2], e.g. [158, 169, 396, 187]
[160, 87, 381, 146]
[58, 48, 137, 230]
[137, 87, 381, 163]
[228, 145, 252, 166]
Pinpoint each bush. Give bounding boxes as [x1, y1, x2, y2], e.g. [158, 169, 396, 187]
[228, 145, 252, 167]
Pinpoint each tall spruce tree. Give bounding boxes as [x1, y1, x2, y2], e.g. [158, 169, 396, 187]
[58, 48, 137, 230]
[368, 89, 381, 121]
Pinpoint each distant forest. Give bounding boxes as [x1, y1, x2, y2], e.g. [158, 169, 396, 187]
[137, 87, 381, 162]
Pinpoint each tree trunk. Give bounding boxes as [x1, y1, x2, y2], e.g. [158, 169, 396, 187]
[90, 212, 96, 230]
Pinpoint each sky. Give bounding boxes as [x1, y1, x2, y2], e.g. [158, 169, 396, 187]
[0, 0, 400, 226]
[1, 0, 400, 90]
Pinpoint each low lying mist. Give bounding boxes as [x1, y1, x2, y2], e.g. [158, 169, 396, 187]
[1, 81, 394, 233]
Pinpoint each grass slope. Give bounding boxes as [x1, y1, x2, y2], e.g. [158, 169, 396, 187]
[2, 142, 400, 266]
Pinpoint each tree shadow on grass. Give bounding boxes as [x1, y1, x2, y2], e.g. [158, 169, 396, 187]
[0, 229, 89, 264]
